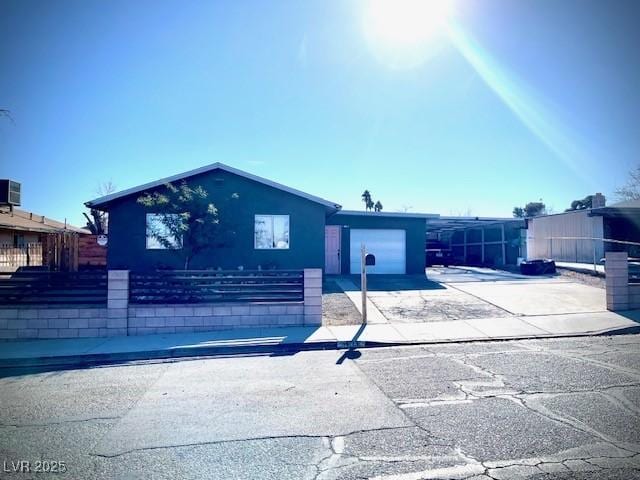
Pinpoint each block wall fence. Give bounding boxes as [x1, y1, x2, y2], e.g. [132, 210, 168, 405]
[0, 269, 322, 341]
[605, 252, 640, 311]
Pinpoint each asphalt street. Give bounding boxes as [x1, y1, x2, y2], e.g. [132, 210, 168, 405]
[1, 335, 640, 479]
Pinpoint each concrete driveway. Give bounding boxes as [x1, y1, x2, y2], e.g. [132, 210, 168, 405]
[340, 267, 606, 323]
[428, 266, 606, 316]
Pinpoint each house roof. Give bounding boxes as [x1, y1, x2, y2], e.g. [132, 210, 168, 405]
[85, 162, 342, 211]
[335, 210, 439, 219]
[589, 198, 640, 219]
[0, 208, 89, 234]
[609, 198, 640, 209]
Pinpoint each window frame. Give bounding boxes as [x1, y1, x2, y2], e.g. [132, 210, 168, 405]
[254, 214, 290, 250]
[145, 213, 183, 250]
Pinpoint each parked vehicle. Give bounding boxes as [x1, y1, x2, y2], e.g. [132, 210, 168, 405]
[426, 240, 453, 267]
[520, 259, 556, 275]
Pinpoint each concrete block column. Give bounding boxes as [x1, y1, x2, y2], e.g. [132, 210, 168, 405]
[107, 270, 129, 334]
[303, 269, 322, 326]
[605, 252, 629, 311]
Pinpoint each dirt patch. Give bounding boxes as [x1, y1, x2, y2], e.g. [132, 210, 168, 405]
[323, 280, 362, 326]
[557, 268, 605, 289]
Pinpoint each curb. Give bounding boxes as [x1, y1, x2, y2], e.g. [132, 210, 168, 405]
[1, 325, 639, 371]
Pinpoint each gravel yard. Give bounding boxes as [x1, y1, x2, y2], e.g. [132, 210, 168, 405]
[322, 279, 362, 325]
[557, 267, 605, 289]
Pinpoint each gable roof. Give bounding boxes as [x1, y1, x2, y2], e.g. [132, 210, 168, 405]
[0, 208, 90, 234]
[85, 162, 342, 211]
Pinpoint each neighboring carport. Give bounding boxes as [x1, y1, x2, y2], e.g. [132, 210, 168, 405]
[427, 216, 525, 267]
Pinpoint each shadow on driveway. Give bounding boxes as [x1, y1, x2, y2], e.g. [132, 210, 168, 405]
[330, 274, 446, 292]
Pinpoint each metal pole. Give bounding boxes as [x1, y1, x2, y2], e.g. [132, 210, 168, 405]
[501, 224, 506, 266]
[593, 239, 597, 274]
[361, 243, 367, 323]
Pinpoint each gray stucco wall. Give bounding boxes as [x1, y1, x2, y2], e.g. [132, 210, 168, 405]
[326, 213, 426, 274]
[104, 169, 329, 271]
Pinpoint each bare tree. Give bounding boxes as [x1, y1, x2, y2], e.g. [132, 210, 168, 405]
[615, 165, 640, 201]
[84, 181, 116, 234]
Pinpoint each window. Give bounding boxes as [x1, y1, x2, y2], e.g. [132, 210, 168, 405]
[146, 213, 183, 249]
[255, 215, 289, 249]
[13, 234, 25, 248]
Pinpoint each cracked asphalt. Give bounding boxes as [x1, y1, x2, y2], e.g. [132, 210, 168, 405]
[2, 335, 640, 479]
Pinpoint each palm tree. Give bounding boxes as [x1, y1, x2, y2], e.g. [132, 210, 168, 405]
[374, 201, 383, 212]
[366, 199, 374, 211]
[361, 190, 372, 211]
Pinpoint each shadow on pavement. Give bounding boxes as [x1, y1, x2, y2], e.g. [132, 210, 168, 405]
[336, 323, 366, 365]
[333, 274, 446, 292]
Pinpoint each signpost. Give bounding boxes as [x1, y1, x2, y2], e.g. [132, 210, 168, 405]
[360, 245, 376, 324]
[361, 244, 367, 323]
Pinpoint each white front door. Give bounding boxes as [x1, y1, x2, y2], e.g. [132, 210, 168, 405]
[350, 229, 406, 274]
[325, 226, 341, 274]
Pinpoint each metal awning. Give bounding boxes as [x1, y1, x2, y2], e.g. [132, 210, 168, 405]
[426, 216, 524, 235]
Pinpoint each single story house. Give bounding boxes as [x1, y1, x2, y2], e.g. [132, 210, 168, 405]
[85, 163, 434, 274]
[0, 206, 89, 272]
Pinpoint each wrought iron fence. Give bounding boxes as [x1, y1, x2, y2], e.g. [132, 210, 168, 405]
[526, 236, 640, 282]
[0, 243, 43, 271]
[130, 270, 304, 304]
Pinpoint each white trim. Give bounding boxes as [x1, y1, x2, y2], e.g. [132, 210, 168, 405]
[85, 162, 341, 210]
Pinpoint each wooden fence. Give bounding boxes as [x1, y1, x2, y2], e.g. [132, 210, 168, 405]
[129, 270, 304, 304]
[0, 270, 108, 305]
[78, 235, 107, 268]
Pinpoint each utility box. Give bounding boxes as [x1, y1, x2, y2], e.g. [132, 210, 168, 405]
[0, 180, 21, 206]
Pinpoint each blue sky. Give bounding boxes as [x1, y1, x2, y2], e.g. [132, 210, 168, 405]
[1, 0, 638, 227]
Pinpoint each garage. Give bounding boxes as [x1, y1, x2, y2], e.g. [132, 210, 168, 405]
[325, 210, 432, 275]
[350, 229, 406, 274]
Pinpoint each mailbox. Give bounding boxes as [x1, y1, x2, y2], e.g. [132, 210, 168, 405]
[365, 253, 376, 266]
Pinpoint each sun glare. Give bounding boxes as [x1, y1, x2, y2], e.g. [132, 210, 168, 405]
[363, 0, 454, 69]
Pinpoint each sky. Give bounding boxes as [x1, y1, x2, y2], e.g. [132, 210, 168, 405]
[1, 0, 639, 227]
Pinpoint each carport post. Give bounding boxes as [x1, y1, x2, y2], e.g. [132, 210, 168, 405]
[361, 243, 367, 324]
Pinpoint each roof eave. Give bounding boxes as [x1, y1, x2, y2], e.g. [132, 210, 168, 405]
[85, 162, 342, 211]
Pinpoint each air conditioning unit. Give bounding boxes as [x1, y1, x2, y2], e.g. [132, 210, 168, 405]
[0, 180, 21, 206]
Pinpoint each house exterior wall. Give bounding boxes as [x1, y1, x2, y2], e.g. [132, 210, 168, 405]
[526, 210, 604, 263]
[326, 213, 426, 274]
[105, 169, 328, 271]
[0, 228, 41, 245]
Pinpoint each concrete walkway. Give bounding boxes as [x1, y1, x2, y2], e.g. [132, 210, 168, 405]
[556, 261, 604, 276]
[1, 310, 639, 369]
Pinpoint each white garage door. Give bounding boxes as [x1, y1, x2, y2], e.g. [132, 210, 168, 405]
[350, 229, 406, 274]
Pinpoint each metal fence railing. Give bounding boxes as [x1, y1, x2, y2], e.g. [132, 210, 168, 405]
[526, 236, 640, 281]
[129, 270, 305, 304]
[0, 243, 43, 271]
[0, 270, 108, 305]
